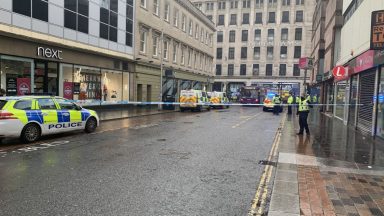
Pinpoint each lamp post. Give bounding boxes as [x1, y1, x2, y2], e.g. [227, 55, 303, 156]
[158, 30, 164, 110]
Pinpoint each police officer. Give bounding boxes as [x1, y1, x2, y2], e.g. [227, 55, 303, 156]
[297, 95, 310, 135]
[272, 94, 281, 115]
[287, 93, 294, 115]
[312, 95, 317, 104]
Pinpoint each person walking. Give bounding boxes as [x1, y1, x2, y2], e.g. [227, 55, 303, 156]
[297, 95, 310, 135]
[287, 93, 293, 115]
[272, 94, 281, 115]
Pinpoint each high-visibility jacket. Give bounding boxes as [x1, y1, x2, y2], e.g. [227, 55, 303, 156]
[296, 96, 300, 104]
[298, 98, 309, 112]
[312, 95, 317, 103]
[287, 96, 294, 104]
[272, 96, 281, 104]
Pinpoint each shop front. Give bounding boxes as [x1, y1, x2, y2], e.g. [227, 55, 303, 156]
[0, 35, 133, 107]
[374, 50, 384, 138]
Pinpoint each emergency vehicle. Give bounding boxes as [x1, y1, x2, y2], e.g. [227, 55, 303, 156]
[263, 93, 283, 112]
[210, 91, 230, 109]
[179, 90, 211, 112]
[0, 96, 99, 143]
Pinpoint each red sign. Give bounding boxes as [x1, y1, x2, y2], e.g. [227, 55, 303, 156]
[354, 50, 375, 73]
[333, 66, 346, 78]
[299, 57, 307, 69]
[17, 78, 31, 96]
[371, 10, 384, 50]
[63, 82, 73, 99]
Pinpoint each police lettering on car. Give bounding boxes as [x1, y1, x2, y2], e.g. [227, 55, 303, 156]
[48, 122, 83, 130]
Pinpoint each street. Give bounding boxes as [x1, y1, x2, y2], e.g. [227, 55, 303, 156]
[0, 107, 282, 216]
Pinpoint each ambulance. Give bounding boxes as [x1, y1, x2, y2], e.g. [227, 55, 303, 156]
[0, 96, 99, 143]
[179, 90, 210, 112]
[210, 91, 230, 109]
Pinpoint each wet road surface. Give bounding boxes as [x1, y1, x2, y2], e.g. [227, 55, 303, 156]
[0, 107, 282, 216]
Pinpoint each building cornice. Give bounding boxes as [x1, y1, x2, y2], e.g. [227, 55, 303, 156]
[176, 0, 216, 31]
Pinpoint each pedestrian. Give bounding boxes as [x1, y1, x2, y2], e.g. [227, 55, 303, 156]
[272, 94, 281, 115]
[0, 89, 5, 97]
[297, 95, 310, 135]
[287, 93, 293, 115]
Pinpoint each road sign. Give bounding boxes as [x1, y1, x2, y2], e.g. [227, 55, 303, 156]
[371, 10, 384, 50]
[332, 66, 346, 78]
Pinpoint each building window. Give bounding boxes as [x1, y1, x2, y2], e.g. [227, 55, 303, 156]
[140, 30, 147, 53]
[254, 29, 261, 42]
[229, 48, 235, 59]
[268, 29, 274, 41]
[189, 20, 193, 36]
[229, 30, 236, 42]
[218, 1, 226, 9]
[207, 15, 213, 21]
[173, 43, 178, 63]
[241, 47, 247, 59]
[152, 35, 159, 57]
[218, 15, 225, 25]
[242, 13, 250, 24]
[279, 64, 286, 76]
[296, 0, 304, 5]
[267, 47, 274, 59]
[231, 1, 239, 8]
[126, 0, 134, 47]
[173, 9, 179, 27]
[140, 0, 146, 8]
[255, 0, 264, 8]
[280, 46, 287, 59]
[255, 12, 263, 24]
[230, 14, 237, 25]
[282, 11, 289, 23]
[243, 0, 251, 8]
[268, 12, 275, 23]
[282, 0, 291, 6]
[12, 0, 49, 22]
[188, 49, 192, 66]
[181, 46, 185, 65]
[195, 24, 199, 39]
[268, 0, 277, 7]
[293, 64, 300, 76]
[195, 3, 202, 10]
[296, 11, 303, 22]
[164, 4, 170, 21]
[242, 30, 248, 42]
[100, 0, 118, 42]
[240, 64, 247, 76]
[163, 40, 169, 60]
[266, 64, 273, 76]
[182, 14, 186, 31]
[253, 64, 259, 76]
[253, 47, 260, 59]
[216, 64, 222, 75]
[294, 46, 301, 58]
[217, 48, 223, 59]
[206, 2, 214, 10]
[64, 0, 89, 34]
[228, 64, 234, 76]
[217, 31, 224, 42]
[281, 28, 288, 41]
[295, 28, 302, 40]
[153, 0, 159, 15]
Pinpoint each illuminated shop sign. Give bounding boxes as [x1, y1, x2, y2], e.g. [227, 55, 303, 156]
[37, 46, 63, 60]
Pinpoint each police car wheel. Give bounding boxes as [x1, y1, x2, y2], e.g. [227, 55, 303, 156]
[85, 117, 97, 133]
[21, 123, 41, 143]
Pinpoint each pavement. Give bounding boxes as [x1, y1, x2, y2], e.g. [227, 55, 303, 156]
[92, 105, 176, 121]
[268, 108, 384, 216]
[0, 107, 282, 216]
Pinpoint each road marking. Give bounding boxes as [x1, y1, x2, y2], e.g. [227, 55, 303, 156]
[0, 141, 70, 158]
[248, 114, 286, 216]
[232, 112, 263, 128]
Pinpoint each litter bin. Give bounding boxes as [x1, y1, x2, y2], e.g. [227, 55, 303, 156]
[163, 95, 175, 110]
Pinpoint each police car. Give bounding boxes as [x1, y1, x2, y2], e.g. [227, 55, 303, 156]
[0, 96, 99, 143]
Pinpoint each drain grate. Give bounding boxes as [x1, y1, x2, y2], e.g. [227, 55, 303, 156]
[157, 139, 167, 142]
[258, 160, 277, 166]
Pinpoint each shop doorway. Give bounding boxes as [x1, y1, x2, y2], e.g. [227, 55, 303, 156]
[147, 85, 152, 102]
[137, 84, 142, 102]
[34, 61, 58, 96]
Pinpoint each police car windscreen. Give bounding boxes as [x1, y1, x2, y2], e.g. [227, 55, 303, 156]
[0, 100, 6, 110]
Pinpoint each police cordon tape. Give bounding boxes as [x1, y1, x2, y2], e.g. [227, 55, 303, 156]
[66, 100, 365, 107]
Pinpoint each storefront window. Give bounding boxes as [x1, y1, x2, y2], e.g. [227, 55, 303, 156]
[74, 65, 101, 106]
[326, 82, 334, 113]
[180, 80, 192, 90]
[122, 73, 129, 103]
[101, 69, 123, 105]
[0, 56, 33, 96]
[348, 75, 358, 126]
[376, 68, 384, 138]
[335, 81, 347, 119]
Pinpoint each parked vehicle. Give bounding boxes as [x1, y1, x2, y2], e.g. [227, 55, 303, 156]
[239, 86, 260, 105]
[179, 90, 210, 112]
[210, 91, 230, 109]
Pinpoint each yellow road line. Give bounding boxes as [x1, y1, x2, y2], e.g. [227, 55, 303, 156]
[232, 112, 263, 128]
[248, 114, 286, 216]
